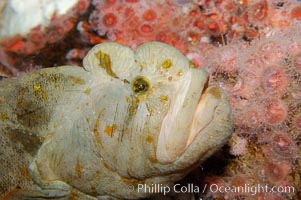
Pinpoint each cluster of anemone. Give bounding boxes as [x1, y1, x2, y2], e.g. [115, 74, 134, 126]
[200, 24, 301, 199]
[2, 0, 301, 74]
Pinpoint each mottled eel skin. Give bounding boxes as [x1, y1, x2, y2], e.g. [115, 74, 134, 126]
[0, 42, 233, 200]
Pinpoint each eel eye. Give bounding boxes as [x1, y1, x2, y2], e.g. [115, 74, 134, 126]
[131, 76, 150, 94]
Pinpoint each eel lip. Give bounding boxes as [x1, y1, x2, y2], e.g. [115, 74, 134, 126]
[200, 78, 209, 98]
[181, 76, 210, 152]
[156, 69, 210, 164]
[186, 83, 220, 149]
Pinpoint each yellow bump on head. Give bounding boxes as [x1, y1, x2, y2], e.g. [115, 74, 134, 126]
[148, 157, 158, 163]
[159, 95, 169, 103]
[33, 83, 43, 97]
[125, 96, 131, 103]
[161, 59, 173, 69]
[1, 112, 8, 122]
[83, 88, 91, 95]
[95, 50, 118, 78]
[33, 83, 42, 92]
[95, 50, 111, 69]
[189, 60, 196, 68]
[137, 95, 146, 102]
[146, 135, 154, 143]
[42, 92, 48, 100]
[177, 70, 183, 76]
[104, 124, 116, 137]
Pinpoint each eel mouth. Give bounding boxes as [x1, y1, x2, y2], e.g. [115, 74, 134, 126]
[156, 69, 212, 164]
[186, 84, 222, 149]
[184, 78, 210, 148]
[200, 78, 209, 98]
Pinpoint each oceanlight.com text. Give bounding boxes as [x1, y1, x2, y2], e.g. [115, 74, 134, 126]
[130, 183, 295, 196]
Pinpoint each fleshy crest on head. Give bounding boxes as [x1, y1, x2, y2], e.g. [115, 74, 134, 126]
[83, 42, 136, 80]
